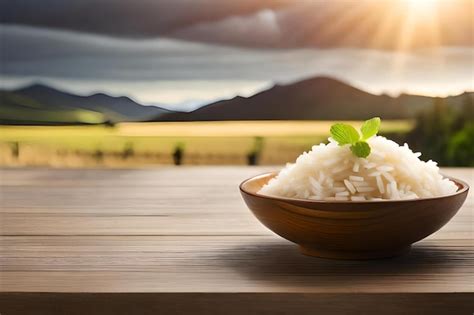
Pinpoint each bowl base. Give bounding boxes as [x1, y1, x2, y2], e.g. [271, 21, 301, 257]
[299, 245, 411, 260]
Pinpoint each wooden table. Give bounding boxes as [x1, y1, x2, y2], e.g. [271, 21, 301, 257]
[0, 167, 473, 314]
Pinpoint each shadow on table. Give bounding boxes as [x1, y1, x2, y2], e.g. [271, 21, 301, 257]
[217, 241, 469, 288]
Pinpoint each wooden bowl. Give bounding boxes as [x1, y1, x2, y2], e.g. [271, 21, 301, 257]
[240, 172, 469, 260]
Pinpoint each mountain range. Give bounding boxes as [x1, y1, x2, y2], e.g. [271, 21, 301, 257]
[155, 77, 472, 121]
[0, 84, 169, 125]
[1, 77, 472, 125]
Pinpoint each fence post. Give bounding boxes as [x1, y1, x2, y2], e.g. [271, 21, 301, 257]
[247, 136, 264, 166]
[123, 142, 134, 159]
[11, 142, 20, 159]
[173, 143, 185, 166]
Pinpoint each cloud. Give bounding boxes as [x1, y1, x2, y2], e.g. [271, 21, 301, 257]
[172, 9, 283, 48]
[1, 25, 291, 80]
[0, 0, 290, 38]
[2, 25, 473, 106]
[172, 0, 473, 49]
[1, 0, 472, 49]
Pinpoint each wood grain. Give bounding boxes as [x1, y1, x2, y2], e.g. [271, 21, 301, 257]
[1, 293, 473, 315]
[0, 167, 472, 314]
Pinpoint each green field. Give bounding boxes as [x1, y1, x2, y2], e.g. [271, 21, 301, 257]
[0, 120, 413, 167]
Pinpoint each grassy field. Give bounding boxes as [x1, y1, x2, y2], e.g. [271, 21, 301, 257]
[0, 120, 413, 167]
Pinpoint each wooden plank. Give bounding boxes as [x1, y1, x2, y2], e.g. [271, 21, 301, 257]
[0, 236, 473, 293]
[1, 293, 473, 315]
[0, 167, 471, 236]
[0, 211, 471, 236]
[0, 167, 270, 235]
[0, 214, 267, 236]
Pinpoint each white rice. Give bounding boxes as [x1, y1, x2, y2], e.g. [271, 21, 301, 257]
[258, 136, 458, 201]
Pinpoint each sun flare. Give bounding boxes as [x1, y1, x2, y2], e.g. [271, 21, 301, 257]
[402, 0, 440, 16]
[389, 0, 442, 73]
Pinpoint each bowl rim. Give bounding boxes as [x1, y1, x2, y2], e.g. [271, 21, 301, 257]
[240, 171, 470, 204]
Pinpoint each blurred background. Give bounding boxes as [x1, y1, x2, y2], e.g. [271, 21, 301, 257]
[0, 0, 473, 167]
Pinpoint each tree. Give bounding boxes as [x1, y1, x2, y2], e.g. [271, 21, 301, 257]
[406, 95, 473, 166]
[447, 123, 474, 166]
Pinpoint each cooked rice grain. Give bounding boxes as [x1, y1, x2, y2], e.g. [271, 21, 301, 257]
[258, 136, 458, 201]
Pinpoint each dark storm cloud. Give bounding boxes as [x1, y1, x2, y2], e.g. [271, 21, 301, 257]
[2, 25, 473, 105]
[0, 0, 290, 37]
[1, 0, 472, 49]
[2, 25, 473, 84]
[172, 0, 474, 49]
[0, 25, 308, 80]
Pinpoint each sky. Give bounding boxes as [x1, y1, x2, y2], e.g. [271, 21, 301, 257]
[1, 0, 473, 111]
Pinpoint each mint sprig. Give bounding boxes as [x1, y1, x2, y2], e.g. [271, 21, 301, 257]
[329, 117, 380, 158]
[350, 141, 371, 158]
[330, 124, 360, 145]
[360, 117, 381, 140]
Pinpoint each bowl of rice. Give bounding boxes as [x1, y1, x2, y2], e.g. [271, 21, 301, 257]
[240, 118, 469, 259]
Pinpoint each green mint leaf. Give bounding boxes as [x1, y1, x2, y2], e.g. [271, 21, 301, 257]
[330, 123, 360, 145]
[360, 117, 381, 140]
[350, 141, 371, 158]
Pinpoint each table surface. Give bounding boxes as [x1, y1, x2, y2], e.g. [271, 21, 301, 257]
[0, 167, 473, 314]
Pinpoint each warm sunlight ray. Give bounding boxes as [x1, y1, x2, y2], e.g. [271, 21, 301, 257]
[310, 2, 370, 45]
[392, 0, 442, 75]
[402, 0, 440, 12]
[368, 4, 400, 49]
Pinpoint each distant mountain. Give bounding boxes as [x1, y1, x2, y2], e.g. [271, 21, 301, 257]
[1, 84, 170, 125]
[0, 91, 106, 125]
[3, 79, 472, 125]
[156, 77, 473, 121]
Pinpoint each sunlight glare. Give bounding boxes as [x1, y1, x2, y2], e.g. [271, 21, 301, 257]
[391, 0, 442, 76]
[402, 0, 439, 16]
